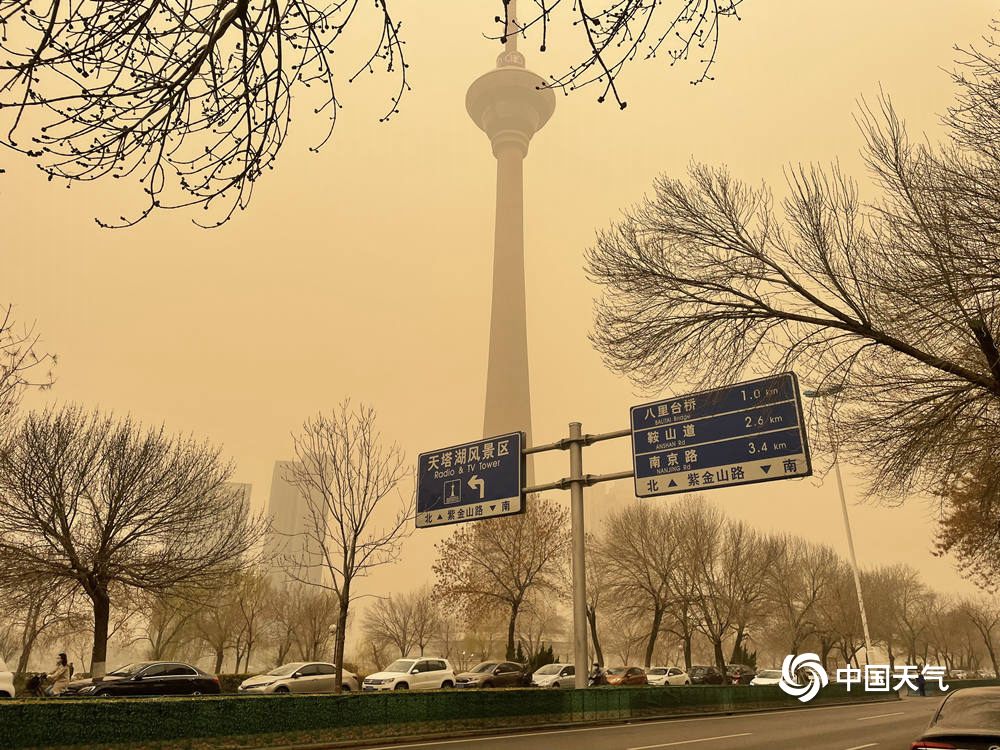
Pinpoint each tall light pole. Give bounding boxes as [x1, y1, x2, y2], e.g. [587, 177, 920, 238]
[466, 0, 555, 484]
[804, 385, 874, 666]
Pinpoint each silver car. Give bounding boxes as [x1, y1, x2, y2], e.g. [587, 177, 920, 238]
[646, 666, 691, 686]
[531, 663, 576, 688]
[239, 662, 359, 694]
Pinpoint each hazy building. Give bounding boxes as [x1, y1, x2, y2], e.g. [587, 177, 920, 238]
[265, 461, 322, 587]
[466, 1, 554, 481]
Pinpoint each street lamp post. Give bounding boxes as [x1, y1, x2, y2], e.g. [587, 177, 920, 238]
[804, 385, 874, 667]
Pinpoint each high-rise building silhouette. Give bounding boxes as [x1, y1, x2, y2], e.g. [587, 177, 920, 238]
[466, 1, 555, 480]
[264, 461, 322, 587]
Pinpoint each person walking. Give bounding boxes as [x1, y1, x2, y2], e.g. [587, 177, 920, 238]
[45, 653, 72, 696]
[916, 669, 927, 697]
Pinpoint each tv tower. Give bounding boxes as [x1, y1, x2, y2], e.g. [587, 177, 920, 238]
[466, 1, 555, 479]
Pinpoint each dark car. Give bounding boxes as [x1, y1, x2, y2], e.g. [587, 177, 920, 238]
[689, 665, 726, 685]
[726, 664, 756, 685]
[604, 666, 648, 686]
[910, 686, 1000, 749]
[455, 661, 528, 688]
[61, 662, 221, 697]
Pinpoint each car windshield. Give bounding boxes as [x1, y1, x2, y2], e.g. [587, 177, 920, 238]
[471, 662, 498, 673]
[606, 667, 627, 675]
[535, 664, 562, 675]
[107, 663, 152, 676]
[385, 660, 416, 674]
[647, 668, 667, 675]
[266, 663, 307, 677]
[933, 691, 1000, 729]
[757, 670, 782, 679]
[691, 667, 707, 674]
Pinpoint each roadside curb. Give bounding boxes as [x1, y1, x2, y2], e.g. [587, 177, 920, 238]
[248, 695, 904, 750]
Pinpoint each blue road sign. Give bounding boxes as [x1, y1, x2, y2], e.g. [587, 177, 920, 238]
[631, 373, 812, 498]
[416, 431, 524, 528]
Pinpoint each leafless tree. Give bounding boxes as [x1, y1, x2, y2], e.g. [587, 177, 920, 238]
[0, 305, 53, 434]
[0, 579, 82, 673]
[935, 455, 1000, 590]
[601, 503, 680, 667]
[0, 1, 745, 226]
[583, 532, 609, 667]
[0, 405, 268, 677]
[362, 591, 417, 659]
[586, 24, 1000, 501]
[363, 584, 443, 658]
[129, 589, 200, 661]
[766, 537, 841, 655]
[285, 400, 412, 692]
[232, 569, 272, 672]
[960, 596, 1000, 677]
[434, 496, 569, 661]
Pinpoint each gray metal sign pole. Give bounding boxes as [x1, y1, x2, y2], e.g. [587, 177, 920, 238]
[523, 423, 633, 689]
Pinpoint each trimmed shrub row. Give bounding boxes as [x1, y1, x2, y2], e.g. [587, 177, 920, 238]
[0, 683, 902, 749]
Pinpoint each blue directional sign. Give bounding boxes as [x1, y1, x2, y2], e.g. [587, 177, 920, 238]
[416, 431, 524, 528]
[631, 373, 812, 498]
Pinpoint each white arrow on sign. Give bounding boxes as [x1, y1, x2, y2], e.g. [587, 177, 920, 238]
[468, 475, 485, 500]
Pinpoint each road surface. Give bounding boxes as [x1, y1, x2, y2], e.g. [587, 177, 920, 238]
[362, 696, 938, 750]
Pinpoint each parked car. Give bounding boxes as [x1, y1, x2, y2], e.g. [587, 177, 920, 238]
[689, 665, 726, 685]
[910, 686, 1000, 749]
[238, 662, 359, 694]
[530, 663, 575, 688]
[645, 666, 691, 686]
[727, 664, 756, 685]
[750, 669, 783, 686]
[61, 662, 220, 697]
[0, 658, 13, 698]
[605, 666, 648, 686]
[362, 657, 455, 691]
[455, 661, 528, 688]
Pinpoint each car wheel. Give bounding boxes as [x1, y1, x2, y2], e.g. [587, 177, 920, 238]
[441, 681, 454, 689]
[96, 689, 113, 697]
[481, 681, 494, 689]
[341, 684, 351, 692]
[685, 680, 691, 685]
[191, 691, 202, 696]
[274, 686, 290, 694]
[0, 692, 10, 698]
[551, 682, 560, 688]
[394, 682, 408, 690]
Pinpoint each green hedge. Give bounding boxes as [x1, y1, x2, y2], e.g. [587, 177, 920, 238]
[0, 684, 897, 749]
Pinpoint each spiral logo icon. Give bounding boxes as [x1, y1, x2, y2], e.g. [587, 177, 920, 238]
[779, 653, 828, 703]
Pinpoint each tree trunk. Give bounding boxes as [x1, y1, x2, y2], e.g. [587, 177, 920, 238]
[213, 647, 224, 674]
[333, 587, 350, 694]
[729, 626, 747, 663]
[683, 635, 692, 672]
[586, 605, 604, 667]
[90, 588, 111, 679]
[644, 609, 663, 668]
[506, 599, 521, 661]
[713, 638, 726, 672]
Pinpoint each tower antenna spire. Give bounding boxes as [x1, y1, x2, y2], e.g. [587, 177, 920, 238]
[505, 0, 518, 52]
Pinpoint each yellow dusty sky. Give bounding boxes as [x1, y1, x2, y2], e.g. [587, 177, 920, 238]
[3, 0, 995, 603]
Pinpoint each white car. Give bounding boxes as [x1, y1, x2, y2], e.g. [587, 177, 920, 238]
[531, 663, 576, 688]
[0, 658, 13, 698]
[362, 657, 455, 691]
[238, 662, 359, 693]
[645, 666, 691, 686]
[750, 668, 783, 686]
